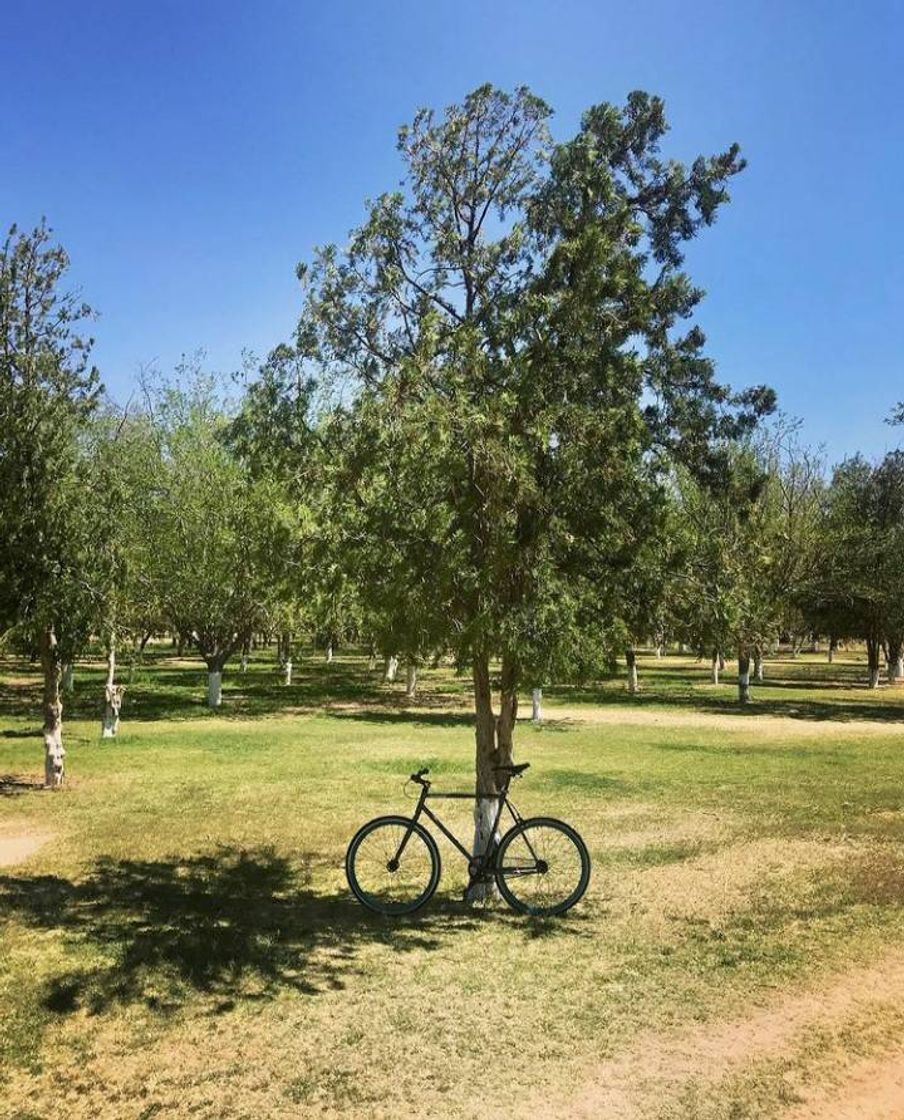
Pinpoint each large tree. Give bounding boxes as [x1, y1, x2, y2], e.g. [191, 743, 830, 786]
[293, 86, 772, 867]
[0, 221, 101, 785]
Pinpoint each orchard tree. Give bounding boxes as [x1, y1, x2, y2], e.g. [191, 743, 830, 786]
[0, 221, 101, 785]
[294, 86, 772, 869]
[140, 366, 283, 708]
[808, 453, 904, 687]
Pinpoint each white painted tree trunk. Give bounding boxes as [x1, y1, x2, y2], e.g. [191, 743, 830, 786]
[531, 688, 542, 723]
[240, 652, 248, 673]
[754, 653, 764, 682]
[869, 667, 881, 689]
[626, 647, 639, 694]
[62, 663, 74, 692]
[738, 653, 751, 704]
[101, 637, 122, 738]
[711, 654, 720, 685]
[40, 626, 65, 788]
[470, 796, 500, 902]
[405, 661, 417, 699]
[284, 658, 293, 686]
[368, 649, 377, 671]
[384, 655, 399, 682]
[326, 644, 333, 663]
[207, 670, 223, 708]
[892, 657, 904, 684]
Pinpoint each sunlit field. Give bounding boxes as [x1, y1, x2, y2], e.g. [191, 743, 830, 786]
[2, 647, 904, 1119]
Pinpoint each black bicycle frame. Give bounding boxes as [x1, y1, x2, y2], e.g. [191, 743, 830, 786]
[393, 781, 536, 875]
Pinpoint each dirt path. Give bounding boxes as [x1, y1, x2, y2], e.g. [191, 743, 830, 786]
[536, 950, 904, 1120]
[0, 830, 50, 867]
[786, 1050, 904, 1119]
[539, 703, 902, 738]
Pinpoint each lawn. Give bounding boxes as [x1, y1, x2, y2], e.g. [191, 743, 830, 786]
[2, 648, 904, 1119]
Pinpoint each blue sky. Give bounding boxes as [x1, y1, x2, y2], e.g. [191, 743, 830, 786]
[2, 0, 902, 459]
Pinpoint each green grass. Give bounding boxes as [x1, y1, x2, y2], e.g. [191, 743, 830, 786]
[1, 646, 904, 1118]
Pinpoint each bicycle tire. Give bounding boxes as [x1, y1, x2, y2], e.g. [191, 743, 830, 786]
[345, 815, 441, 916]
[494, 817, 590, 917]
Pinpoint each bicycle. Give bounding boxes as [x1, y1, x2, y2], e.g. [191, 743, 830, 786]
[345, 762, 591, 917]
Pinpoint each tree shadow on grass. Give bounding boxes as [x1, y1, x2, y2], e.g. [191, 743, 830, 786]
[0, 773, 45, 796]
[549, 685, 904, 725]
[0, 846, 493, 1017]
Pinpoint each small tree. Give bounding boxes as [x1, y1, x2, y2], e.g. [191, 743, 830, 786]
[140, 365, 279, 707]
[807, 453, 904, 688]
[0, 221, 101, 784]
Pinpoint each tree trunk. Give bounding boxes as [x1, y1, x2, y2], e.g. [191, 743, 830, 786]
[367, 644, 377, 671]
[738, 647, 751, 704]
[718, 652, 726, 671]
[469, 653, 514, 902]
[866, 636, 881, 689]
[61, 662, 74, 692]
[887, 639, 903, 684]
[384, 654, 399, 683]
[326, 644, 333, 663]
[40, 626, 65, 787]
[284, 658, 293, 686]
[753, 645, 764, 682]
[711, 652, 720, 685]
[206, 662, 224, 708]
[626, 645, 639, 694]
[828, 635, 837, 664]
[531, 688, 542, 723]
[405, 660, 417, 699]
[101, 634, 123, 739]
[240, 637, 249, 673]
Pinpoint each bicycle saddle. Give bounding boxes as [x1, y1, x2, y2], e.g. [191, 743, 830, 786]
[494, 762, 530, 775]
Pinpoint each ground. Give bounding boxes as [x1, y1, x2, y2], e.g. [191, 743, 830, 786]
[1, 648, 903, 1119]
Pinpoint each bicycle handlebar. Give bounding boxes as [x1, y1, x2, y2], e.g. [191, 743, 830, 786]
[409, 767, 430, 785]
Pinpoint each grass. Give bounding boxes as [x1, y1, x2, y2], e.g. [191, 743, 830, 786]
[1, 646, 904, 1118]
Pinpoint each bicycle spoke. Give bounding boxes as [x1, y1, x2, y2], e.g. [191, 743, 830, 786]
[348, 819, 439, 915]
[496, 820, 589, 916]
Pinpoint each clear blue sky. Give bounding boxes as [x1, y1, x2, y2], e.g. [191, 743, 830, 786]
[2, 0, 902, 459]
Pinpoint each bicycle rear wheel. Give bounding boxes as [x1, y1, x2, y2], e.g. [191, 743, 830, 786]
[346, 815, 441, 916]
[495, 817, 590, 916]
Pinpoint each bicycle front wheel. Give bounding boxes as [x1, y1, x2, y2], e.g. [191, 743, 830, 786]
[346, 815, 441, 916]
[495, 817, 590, 917]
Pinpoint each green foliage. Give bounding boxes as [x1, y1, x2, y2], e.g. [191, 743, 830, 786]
[137, 361, 293, 669]
[0, 221, 102, 656]
[806, 451, 904, 653]
[292, 86, 773, 697]
[672, 425, 823, 659]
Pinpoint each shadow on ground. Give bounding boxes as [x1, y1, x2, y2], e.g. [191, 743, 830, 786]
[0, 845, 573, 1017]
[548, 682, 904, 724]
[0, 774, 45, 796]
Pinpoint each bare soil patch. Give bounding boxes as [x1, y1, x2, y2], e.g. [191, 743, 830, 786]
[0, 826, 51, 867]
[785, 1049, 904, 1119]
[540, 949, 904, 1119]
[542, 703, 903, 737]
